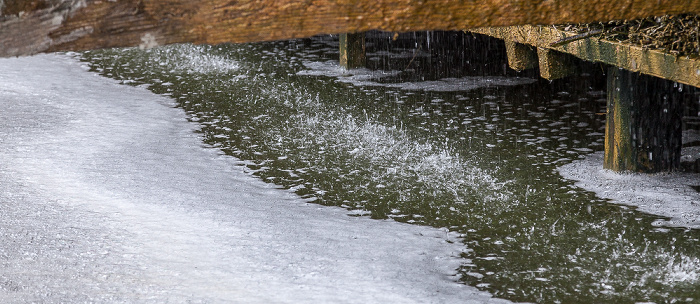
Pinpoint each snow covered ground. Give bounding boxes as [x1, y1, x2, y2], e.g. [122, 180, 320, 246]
[559, 152, 700, 229]
[0, 54, 511, 303]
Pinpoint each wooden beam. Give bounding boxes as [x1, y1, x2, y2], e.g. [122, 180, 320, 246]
[471, 25, 700, 88]
[504, 41, 537, 71]
[536, 47, 576, 80]
[3, 0, 700, 57]
[604, 67, 683, 172]
[339, 32, 365, 69]
[605, 68, 636, 172]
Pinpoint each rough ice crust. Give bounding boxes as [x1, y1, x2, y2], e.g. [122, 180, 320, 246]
[0, 54, 510, 303]
[559, 152, 700, 229]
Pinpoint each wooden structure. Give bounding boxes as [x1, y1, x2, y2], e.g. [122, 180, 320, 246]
[3, 0, 699, 173]
[471, 25, 696, 172]
[471, 26, 700, 88]
[339, 33, 365, 69]
[3, 0, 700, 57]
[605, 68, 683, 172]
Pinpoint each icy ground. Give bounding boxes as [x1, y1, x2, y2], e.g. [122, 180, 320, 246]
[559, 152, 700, 229]
[0, 54, 510, 303]
[297, 60, 537, 91]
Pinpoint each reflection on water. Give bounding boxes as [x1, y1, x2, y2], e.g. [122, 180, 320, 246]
[81, 31, 700, 303]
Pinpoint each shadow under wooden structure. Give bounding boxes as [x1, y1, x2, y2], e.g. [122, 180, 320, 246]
[470, 25, 698, 173]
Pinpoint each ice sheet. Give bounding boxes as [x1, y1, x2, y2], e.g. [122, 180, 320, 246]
[559, 152, 700, 229]
[0, 54, 510, 303]
[296, 60, 537, 91]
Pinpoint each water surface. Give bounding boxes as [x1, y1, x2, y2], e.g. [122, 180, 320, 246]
[81, 32, 700, 303]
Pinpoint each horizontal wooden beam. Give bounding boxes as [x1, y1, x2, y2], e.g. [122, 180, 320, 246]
[472, 25, 700, 88]
[536, 47, 577, 80]
[2, 0, 700, 57]
[504, 41, 537, 72]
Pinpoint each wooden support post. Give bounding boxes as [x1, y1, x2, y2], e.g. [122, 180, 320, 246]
[536, 47, 576, 80]
[604, 67, 683, 172]
[339, 32, 366, 69]
[505, 41, 537, 71]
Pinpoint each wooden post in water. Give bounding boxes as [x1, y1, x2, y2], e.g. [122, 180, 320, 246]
[339, 33, 366, 69]
[604, 67, 683, 172]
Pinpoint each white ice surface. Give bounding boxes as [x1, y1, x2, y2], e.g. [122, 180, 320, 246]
[297, 61, 536, 91]
[0, 54, 511, 303]
[559, 152, 700, 229]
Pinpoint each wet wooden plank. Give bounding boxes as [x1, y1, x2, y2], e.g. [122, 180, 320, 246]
[604, 67, 683, 172]
[504, 41, 537, 72]
[536, 47, 577, 80]
[339, 32, 365, 69]
[2, 0, 700, 57]
[472, 25, 700, 88]
[604, 67, 637, 172]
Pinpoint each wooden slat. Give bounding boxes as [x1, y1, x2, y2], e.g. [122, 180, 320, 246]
[472, 26, 700, 88]
[339, 32, 366, 69]
[504, 41, 537, 72]
[536, 47, 577, 80]
[2, 0, 700, 57]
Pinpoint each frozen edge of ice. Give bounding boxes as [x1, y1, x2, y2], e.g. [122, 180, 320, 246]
[296, 60, 536, 92]
[559, 151, 700, 229]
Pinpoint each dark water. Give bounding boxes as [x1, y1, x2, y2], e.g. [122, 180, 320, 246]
[81, 32, 700, 303]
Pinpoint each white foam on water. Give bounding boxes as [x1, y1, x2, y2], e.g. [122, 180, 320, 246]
[559, 152, 700, 229]
[0, 54, 511, 303]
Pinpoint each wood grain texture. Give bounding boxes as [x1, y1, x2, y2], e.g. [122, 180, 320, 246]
[472, 25, 700, 88]
[2, 0, 700, 56]
[604, 67, 683, 172]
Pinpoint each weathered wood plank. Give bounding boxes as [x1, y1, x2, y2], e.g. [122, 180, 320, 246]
[605, 68, 636, 172]
[472, 25, 700, 88]
[504, 41, 537, 72]
[339, 32, 365, 69]
[604, 67, 683, 172]
[2, 0, 700, 57]
[536, 47, 576, 80]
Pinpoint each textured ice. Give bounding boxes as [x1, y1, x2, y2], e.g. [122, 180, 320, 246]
[367, 49, 431, 59]
[0, 54, 512, 303]
[381, 77, 538, 92]
[559, 152, 700, 228]
[296, 60, 537, 91]
[682, 129, 700, 163]
[296, 60, 400, 81]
